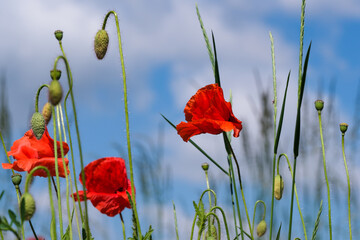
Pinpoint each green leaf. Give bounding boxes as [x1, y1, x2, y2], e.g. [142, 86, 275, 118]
[293, 42, 311, 157]
[274, 71, 291, 154]
[0, 190, 4, 201]
[8, 210, 17, 225]
[275, 223, 282, 240]
[211, 32, 221, 87]
[143, 225, 154, 240]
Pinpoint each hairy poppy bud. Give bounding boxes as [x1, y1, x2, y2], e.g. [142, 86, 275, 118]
[42, 102, 52, 125]
[340, 123, 348, 134]
[54, 30, 63, 41]
[50, 69, 61, 81]
[20, 192, 36, 221]
[274, 174, 284, 200]
[256, 220, 267, 237]
[49, 80, 63, 106]
[202, 162, 209, 171]
[31, 112, 45, 140]
[94, 30, 109, 60]
[11, 173, 22, 186]
[314, 100, 324, 112]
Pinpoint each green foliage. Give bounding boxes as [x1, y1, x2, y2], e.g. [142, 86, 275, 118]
[0, 191, 21, 239]
[311, 201, 323, 240]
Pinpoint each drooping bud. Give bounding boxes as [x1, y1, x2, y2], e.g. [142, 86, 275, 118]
[31, 112, 46, 140]
[274, 174, 284, 200]
[11, 173, 22, 187]
[42, 102, 53, 125]
[256, 220, 267, 237]
[49, 80, 63, 106]
[314, 100, 324, 112]
[54, 30, 63, 41]
[202, 162, 209, 171]
[340, 123, 348, 134]
[50, 69, 62, 81]
[94, 29, 109, 60]
[20, 192, 36, 221]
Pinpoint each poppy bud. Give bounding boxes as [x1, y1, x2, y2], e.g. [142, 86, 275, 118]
[205, 224, 217, 240]
[314, 100, 324, 112]
[50, 69, 62, 81]
[274, 174, 284, 200]
[20, 192, 36, 221]
[31, 112, 46, 140]
[340, 123, 348, 134]
[94, 29, 109, 60]
[49, 80, 63, 106]
[54, 30, 63, 41]
[256, 220, 267, 237]
[42, 102, 52, 125]
[11, 173, 22, 186]
[202, 162, 209, 171]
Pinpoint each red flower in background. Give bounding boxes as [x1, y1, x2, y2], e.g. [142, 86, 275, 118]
[176, 83, 242, 142]
[72, 157, 134, 217]
[2, 128, 69, 177]
[27, 237, 45, 240]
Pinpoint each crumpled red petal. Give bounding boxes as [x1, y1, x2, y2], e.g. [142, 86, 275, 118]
[176, 84, 242, 142]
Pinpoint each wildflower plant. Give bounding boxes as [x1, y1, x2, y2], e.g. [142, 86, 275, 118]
[0, 1, 357, 240]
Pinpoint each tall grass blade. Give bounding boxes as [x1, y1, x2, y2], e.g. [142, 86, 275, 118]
[276, 224, 282, 240]
[211, 32, 221, 87]
[311, 201, 323, 240]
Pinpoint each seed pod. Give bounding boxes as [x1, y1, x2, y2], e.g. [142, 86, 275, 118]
[54, 30, 63, 41]
[314, 100, 324, 111]
[50, 69, 62, 81]
[11, 173, 22, 186]
[256, 220, 267, 237]
[274, 174, 284, 200]
[31, 112, 45, 140]
[94, 29, 109, 60]
[42, 102, 52, 125]
[49, 80, 63, 106]
[201, 162, 209, 171]
[20, 192, 36, 221]
[340, 123, 348, 134]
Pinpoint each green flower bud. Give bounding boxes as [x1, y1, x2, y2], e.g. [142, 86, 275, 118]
[256, 220, 267, 237]
[50, 69, 62, 81]
[49, 80, 63, 106]
[314, 100, 324, 111]
[94, 29, 109, 60]
[54, 30, 63, 41]
[42, 102, 52, 125]
[31, 112, 45, 140]
[20, 192, 36, 221]
[340, 123, 348, 134]
[202, 162, 209, 171]
[11, 173, 22, 186]
[274, 174, 284, 200]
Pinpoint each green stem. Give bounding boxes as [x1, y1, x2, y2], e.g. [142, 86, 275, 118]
[52, 107, 63, 236]
[119, 213, 126, 240]
[210, 206, 231, 240]
[341, 132, 352, 240]
[287, 156, 297, 240]
[56, 106, 72, 240]
[251, 200, 266, 237]
[24, 166, 57, 240]
[102, 10, 141, 237]
[173, 202, 180, 240]
[278, 154, 307, 240]
[34, 84, 50, 112]
[317, 111, 332, 240]
[269, 153, 276, 240]
[53, 54, 88, 236]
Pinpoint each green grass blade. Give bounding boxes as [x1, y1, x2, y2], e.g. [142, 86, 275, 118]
[211, 32, 221, 87]
[293, 42, 311, 158]
[311, 201, 323, 240]
[196, 4, 215, 71]
[161, 114, 229, 175]
[274, 71, 291, 154]
[276, 224, 282, 240]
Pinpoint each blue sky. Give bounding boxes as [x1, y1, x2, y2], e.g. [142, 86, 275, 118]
[1, 0, 360, 239]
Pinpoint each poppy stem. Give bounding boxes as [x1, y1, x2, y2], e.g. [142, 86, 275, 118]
[119, 213, 126, 240]
[102, 10, 142, 237]
[251, 200, 266, 237]
[34, 84, 50, 113]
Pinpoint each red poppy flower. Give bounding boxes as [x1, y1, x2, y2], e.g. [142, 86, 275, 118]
[72, 157, 134, 217]
[27, 237, 45, 240]
[2, 128, 69, 177]
[176, 83, 242, 142]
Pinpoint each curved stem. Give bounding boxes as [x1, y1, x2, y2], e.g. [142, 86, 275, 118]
[317, 111, 332, 240]
[119, 213, 126, 240]
[251, 200, 266, 237]
[210, 206, 231, 240]
[278, 154, 307, 240]
[34, 84, 50, 112]
[341, 133, 352, 240]
[102, 10, 141, 237]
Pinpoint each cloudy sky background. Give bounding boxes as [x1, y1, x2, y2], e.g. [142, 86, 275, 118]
[1, 0, 360, 239]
